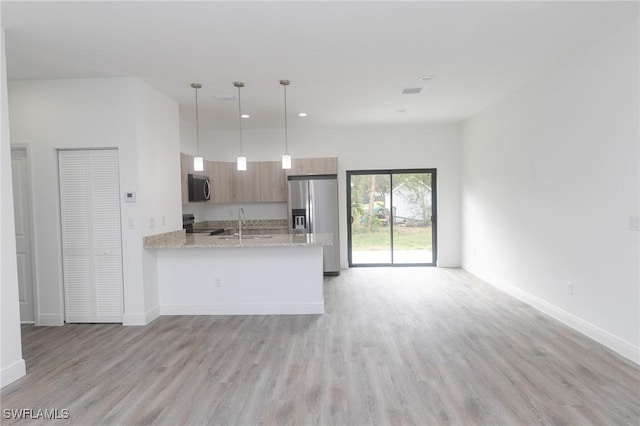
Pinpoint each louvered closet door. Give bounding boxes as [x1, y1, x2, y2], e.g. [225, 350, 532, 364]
[59, 149, 123, 323]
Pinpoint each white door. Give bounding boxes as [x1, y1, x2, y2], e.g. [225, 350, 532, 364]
[58, 149, 123, 323]
[11, 147, 35, 323]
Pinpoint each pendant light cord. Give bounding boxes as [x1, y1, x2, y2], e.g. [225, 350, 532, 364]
[238, 85, 243, 156]
[283, 83, 288, 155]
[192, 83, 201, 157]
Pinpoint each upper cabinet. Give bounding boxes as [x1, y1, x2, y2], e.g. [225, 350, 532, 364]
[180, 154, 337, 204]
[207, 161, 233, 204]
[287, 157, 338, 176]
[260, 161, 287, 202]
[180, 153, 195, 205]
[232, 161, 261, 203]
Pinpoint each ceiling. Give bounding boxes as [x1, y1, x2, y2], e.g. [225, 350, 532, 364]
[2, 1, 637, 131]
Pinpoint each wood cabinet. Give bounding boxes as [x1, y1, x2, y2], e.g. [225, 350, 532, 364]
[180, 154, 337, 204]
[207, 161, 233, 204]
[180, 153, 195, 205]
[232, 161, 261, 202]
[260, 161, 287, 202]
[287, 157, 338, 176]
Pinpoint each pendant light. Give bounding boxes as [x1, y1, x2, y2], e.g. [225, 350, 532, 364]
[234, 82, 247, 171]
[191, 83, 204, 172]
[280, 79, 292, 169]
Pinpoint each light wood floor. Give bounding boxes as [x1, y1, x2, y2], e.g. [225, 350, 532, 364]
[2, 268, 639, 425]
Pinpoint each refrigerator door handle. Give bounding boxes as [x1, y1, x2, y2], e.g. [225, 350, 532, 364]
[308, 183, 313, 234]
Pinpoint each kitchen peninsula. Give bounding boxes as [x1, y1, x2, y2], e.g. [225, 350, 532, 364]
[144, 230, 333, 315]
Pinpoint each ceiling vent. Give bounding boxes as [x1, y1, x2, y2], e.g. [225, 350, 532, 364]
[402, 87, 422, 95]
[214, 95, 236, 101]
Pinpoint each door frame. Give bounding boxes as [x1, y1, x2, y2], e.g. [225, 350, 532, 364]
[11, 143, 40, 324]
[346, 168, 437, 267]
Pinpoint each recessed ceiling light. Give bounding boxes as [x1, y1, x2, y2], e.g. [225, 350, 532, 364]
[419, 74, 436, 81]
[396, 108, 407, 113]
[298, 112, 308, 117]
[214, 95, 236, 101]
[402, 87, 422, 95]
[241, 114, 250, 118]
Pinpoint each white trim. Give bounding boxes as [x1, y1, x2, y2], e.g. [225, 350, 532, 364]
[37, 314, 63, 326]
[145, 306, 161, 324]
[0, 359, 26, 388]
[122, 306, 160, 326]
[160, 303, 325, 316]
[10, 143, 39, 324]
[122, 313, 146, 326]
[463, 266, 640, 365]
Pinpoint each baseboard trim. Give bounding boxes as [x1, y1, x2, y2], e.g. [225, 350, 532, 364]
[37, 314, 63, 326]
[1, 359, 26, 388]
[160, 303, 325, 316]
[464, 265, 640, 365]
[122, 306, 162, 326]
[145, 306, 161, 324]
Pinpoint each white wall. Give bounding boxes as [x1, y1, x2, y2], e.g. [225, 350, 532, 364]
[461, 21, 639, 362]
[182, 123, 462, 268]
[9, 78, 138, 325]
[8, 77, 181, 326]
[136, 81, 182, 237]
[135, 80, 182, 323]
[0, 28, 26, 388]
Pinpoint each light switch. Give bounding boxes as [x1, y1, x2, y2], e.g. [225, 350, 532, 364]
[629, 216, 640, 231]
[128, 219, 135, 229]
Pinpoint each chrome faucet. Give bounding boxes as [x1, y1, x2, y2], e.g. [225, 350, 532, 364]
[238, 207, 245, 241]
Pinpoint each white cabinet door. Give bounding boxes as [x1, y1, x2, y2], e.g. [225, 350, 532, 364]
[59, 149, 123, 323]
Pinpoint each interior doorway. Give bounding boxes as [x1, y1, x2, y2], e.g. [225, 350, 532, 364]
[347, 169, 437, 267]
[11, 146, 36, 323]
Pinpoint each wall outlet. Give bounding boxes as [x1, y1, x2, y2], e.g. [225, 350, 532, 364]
[162, 215, 166, 226]
[215, 277, 222, 288]
[629, 216, 640, 231]
[567, 281, 574, 295]
[149, 217, 155, 229]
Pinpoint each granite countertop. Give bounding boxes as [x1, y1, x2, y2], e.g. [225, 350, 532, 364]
[144, 229, 333, 249]
[192, 219, 288, 232]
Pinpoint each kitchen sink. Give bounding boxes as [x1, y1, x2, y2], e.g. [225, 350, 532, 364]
[214, 235, 273, 240]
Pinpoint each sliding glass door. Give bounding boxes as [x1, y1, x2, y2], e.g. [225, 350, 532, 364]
[348, 174, 392, 264]
[347, 169, 436, 267]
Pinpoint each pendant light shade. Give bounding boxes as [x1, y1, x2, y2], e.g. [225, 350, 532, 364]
[280, 80, 292, 169]
[191, 83, 204, 172]
[234, 82, 247, 171]
[237, 156, 247, 171]
[193, 156, 204, 172]
[281, 154, 291, 170]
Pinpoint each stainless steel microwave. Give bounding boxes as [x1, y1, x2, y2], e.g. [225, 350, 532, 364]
[187, 174, 211, 202]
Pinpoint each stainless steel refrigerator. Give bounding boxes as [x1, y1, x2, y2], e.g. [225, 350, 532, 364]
[288, 175, 340, 275]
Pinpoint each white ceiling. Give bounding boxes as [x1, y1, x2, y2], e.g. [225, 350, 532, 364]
[2, 1, 637, 131]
